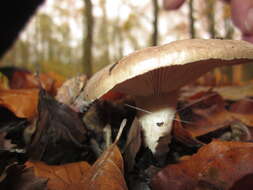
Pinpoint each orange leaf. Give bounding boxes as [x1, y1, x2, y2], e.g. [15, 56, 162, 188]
[26, 145, 127, 190]
[46, 71, 65, 89]
[0, 89, 38, 118]
[82, 144, 128, 190]
[26, 161, 91, 190]
[151, 140, 253, 190]
[11, 71, 53, 91]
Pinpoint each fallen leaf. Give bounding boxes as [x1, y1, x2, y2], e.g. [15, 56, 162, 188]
[82, 143, 128, 190]
[179, 91, 236, 137]
[214, 83, 253, 101]
[0, 89, 38, 118]
[81, 118, 128, 190]
[46, 71, 65, 90]
[27, 89, 89, 164]
[27, 123, 128, 190]
[0, 164, 47, 190]
[123, 118, 142, 172]
[26, 161, 91, 190]
[180, 83, 253, 101]
[56, 75, 88, 112]
[172, 115, 203, 147]
[0, 67, 63, 95]
[151, 140, 253, 190]
[229, 98, 253, 126]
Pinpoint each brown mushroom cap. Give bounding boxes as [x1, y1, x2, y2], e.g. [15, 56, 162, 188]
[84, 39, 253, 101]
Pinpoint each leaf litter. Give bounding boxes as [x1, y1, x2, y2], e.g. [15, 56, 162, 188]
[2, 67, 253, 189]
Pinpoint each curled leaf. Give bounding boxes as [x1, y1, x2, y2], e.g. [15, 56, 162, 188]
[56, 75, 88, 112]
[151, 140, 253, 190]
[179, 91, 236, 137]
[82, 143, 128, 190]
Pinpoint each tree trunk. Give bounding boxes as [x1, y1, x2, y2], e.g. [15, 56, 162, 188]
[152, 0, 159, 46]
[188, 0, 195, 38]
[83, 0, 94, 77]
[207, 0, 216, 38]
[223, 4, 233, 82]
[100, 0, 110, 66]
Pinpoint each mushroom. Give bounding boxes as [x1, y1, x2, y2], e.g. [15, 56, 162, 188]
[84, 39, 253, 157]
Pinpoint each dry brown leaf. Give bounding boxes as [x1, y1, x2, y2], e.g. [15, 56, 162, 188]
[229, 99, 253, 126]
[172, 115, 203, 147]
[82, 143, 128, 190]
[26, 119, 127, 190]
[0, 67, 64, 95]
[56, 75, 87, 111]
[0, 89, 38, 118]
[179, 91, 236, 137]
[151, 140, 253, 190]
[10, 71, 53, 91]
[26, 161, 91, 190]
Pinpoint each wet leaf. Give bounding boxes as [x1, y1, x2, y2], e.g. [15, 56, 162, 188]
[0, 150, 27, 176]
[151, 140, 253, 190]
[0, 164, 47, 190]
[27, 89, 89, 164]
[26, 161, 91, 190]
[0, 89, 38, 118]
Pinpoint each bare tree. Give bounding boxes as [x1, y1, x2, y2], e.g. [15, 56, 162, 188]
[207, 0, 216, 38]
[152, 0, 159, 46]
[188, 0, 195, 38]
[83, 0, 94, 77]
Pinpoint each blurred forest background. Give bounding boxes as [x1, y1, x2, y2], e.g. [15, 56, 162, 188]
[1, 0, 252, 82]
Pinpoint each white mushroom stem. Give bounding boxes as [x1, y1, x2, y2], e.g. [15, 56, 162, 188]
[134, 90, 179, 156]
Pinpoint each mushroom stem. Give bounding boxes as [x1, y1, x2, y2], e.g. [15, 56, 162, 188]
[135, 90, 179, 156]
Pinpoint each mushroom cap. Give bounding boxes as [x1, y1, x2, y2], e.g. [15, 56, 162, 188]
[84, 39, 253, 101]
